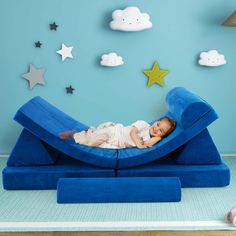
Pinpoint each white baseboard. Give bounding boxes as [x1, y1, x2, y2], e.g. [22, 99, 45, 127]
[0, 220, 229, 230]
[221, 154, 236, 157]
[0, 154, 9, 157]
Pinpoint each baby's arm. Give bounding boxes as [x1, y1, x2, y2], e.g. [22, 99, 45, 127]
[130, 126, 149, 148]
[143, 137, 162, 148]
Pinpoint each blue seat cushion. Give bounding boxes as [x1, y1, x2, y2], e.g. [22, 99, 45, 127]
[117, 157, 230, 187]
[2, 154, 115, 190]
[3, 154, 230, 190]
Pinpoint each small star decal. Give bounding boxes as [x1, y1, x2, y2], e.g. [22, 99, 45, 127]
[35, 41, 42, 48]
[143, 62, 169, 87]
[66, 85, 75, 94]
[50, 22, 58, 31]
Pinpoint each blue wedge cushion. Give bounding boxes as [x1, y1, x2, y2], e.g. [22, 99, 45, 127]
[7, 129, 60, 166]
[57, 177, 181, 203]
[14, 97, 117, 168]
[171, 129, 222, 165]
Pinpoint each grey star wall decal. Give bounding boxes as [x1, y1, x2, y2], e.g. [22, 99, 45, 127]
[22, 64, 46, 89]
[50, 22, 58, 31]
[66, 85, 75, 94]
[35, 41, 42, 48]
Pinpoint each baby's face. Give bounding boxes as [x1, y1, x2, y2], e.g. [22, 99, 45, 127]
[149, 119, 172, 138]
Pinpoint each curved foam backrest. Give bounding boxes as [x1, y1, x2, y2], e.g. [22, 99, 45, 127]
[166, 87, 213, 129]
[57, 177, 181, 203]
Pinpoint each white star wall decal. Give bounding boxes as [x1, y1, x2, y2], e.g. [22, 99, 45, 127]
[57, 43, 73, 61]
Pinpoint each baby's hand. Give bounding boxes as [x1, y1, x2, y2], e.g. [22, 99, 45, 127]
[145, 144, 153, 148]
[137, 144, 150, 149]
[142, 137, 162, 148]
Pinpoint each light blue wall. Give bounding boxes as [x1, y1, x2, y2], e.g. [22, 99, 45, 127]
[0, 0, 236, 154]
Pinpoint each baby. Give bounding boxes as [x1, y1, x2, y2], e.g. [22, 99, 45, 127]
[59, 117, 176, 149]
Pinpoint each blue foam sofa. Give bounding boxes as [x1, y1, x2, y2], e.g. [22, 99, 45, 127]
[2, 87, 230, 203]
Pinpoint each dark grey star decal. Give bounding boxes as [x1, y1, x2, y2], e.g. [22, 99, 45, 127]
[35, 41, 42, 48]
[50, 22, 58, 31]
[66, 85, 75, 94]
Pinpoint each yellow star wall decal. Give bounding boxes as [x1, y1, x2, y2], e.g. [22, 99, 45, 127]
[143, 62, 169, 87]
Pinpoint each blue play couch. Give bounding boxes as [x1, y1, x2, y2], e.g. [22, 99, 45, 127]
[2, 87, 230, 203]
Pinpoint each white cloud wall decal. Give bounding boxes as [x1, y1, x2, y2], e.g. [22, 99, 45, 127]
[100, 52, 124, 67]
[110, 6, 152, 32]
[198, 50, 226, 67]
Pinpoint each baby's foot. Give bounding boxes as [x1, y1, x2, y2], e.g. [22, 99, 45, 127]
[59, 130, 77, 140]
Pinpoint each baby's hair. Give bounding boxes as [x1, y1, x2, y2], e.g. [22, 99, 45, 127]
[159, 117, 176, 137]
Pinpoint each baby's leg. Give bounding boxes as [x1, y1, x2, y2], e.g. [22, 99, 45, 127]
[73, 128, 110, 147]
[73, 130, 88, 144]
[59, 130, 77, 140]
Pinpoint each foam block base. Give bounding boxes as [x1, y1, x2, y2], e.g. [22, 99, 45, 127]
[57, 177, 181, 203]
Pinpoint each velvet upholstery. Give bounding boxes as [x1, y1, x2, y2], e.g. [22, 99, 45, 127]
[10, 87, 220, 169]
[57, 177, 181, 203]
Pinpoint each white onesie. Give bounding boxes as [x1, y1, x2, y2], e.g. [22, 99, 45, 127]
[73, 120, 151, 149]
